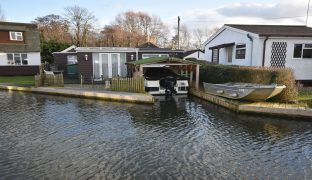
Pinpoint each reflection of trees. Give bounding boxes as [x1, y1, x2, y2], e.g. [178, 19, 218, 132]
[128, 96, 192, 127]
[263, 123, 291, 140]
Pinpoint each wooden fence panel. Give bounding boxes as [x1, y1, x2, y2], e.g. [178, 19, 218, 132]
[34, 73, 64, 87]
[111, 77, 145, 93]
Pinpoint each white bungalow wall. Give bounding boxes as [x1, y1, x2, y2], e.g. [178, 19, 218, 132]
[264, 37, 312, 80]
[0, 52, 41, 66]
[204, 28, 263, 66]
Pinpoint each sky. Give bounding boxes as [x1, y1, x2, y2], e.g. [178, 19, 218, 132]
[0, 0, 311, 31]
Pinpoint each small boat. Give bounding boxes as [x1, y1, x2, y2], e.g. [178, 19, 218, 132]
[144, 67, 189, 95]
[203, 82, 286, 101]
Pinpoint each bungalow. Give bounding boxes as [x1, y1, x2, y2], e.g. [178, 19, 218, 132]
[0, 21, 41, 75]
[183, 49, 205, 60]
[53, 43, 183, 81]
[203, 24, 312, 83]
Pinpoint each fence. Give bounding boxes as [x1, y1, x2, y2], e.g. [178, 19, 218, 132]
[35, 73, 64, 87]
[111, 77, 145, 93]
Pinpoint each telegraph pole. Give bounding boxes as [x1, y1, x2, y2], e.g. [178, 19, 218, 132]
[178, 16, 180, 49]
[306, 0, 311, 26]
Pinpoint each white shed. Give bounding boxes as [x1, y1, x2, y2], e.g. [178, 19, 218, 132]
[183, 49, 205, 60]
[203, 24, 312, 83]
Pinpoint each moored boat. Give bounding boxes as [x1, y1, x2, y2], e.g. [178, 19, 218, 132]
[203, 82, 286, 101]
[144, 67, 189, 95]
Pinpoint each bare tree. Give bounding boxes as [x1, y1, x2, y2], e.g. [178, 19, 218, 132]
[172, 24, 191, 50]
[33, 14, 71, 43]
[192, 26, 220, 49]
[101, 11, 169, 47]
[0, 5, 5, 21]
[64, 6, 96, 47]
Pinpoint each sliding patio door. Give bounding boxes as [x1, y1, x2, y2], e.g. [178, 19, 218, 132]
[111, 53, 119, 77]
[101, 53, 110, 79]
[94, 53, 125, 79]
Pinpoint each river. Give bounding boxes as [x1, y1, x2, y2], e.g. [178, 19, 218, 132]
[0, 91, 311, 179]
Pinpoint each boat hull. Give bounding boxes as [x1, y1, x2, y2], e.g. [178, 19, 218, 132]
[203, 82, 286, 101]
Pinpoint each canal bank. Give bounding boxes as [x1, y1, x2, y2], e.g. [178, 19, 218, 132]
[190, 89, 312, 119]
[0, 84, 154, 104]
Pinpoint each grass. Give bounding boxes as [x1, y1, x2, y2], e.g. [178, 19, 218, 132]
[298, 88, 312, 108]
[0, 76, 35, 85]
[298, 88, 312, 100]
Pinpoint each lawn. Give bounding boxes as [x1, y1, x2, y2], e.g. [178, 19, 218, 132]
[298, 88, 312, 108]
[0, 76, 35, 85]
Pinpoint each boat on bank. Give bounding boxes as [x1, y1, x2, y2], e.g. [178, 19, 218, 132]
[203, 82, 286, 101]
[144, 67, 189, 95]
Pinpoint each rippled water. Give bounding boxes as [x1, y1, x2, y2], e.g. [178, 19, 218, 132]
[0, 91, 312, 179]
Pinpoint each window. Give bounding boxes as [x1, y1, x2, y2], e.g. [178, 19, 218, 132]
[7, 53, 28, 65]
[142, 54, 169, 59]
[293, 43, 312, 58]
[67, 55, 77, 64]
[235, 44, 246, 59]
[9, 31, 23, 41]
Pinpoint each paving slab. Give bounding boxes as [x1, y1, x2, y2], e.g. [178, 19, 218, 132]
[0, 84, 154, 104]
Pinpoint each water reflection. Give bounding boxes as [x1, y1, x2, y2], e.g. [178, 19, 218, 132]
[0, 91, 312, 179]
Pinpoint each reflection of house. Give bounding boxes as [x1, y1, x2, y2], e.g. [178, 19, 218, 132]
[203, 24, 312, 82]
[0, 21, 41, 75]
[53, 43, 183, 81]
[183, 49, 205, 60]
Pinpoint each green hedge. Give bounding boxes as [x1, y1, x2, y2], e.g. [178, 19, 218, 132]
[199, 64, 298, 103]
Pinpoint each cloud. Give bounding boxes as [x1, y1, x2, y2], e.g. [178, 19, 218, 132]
[217, 1, 306, 19]
[178, 0, 309, 32]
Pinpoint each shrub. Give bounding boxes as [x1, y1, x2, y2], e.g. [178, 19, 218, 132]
[199, 64, 298, 103]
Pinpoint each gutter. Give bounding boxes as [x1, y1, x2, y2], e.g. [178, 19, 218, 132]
[262, 36, 269, 67]
[247, 34, 253, 66]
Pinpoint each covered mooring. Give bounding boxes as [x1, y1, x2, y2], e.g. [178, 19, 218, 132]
[126, 57, 200, 89]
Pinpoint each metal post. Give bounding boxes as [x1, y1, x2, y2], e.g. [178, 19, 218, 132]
[91, 76, 94, 88]
[307, 0, 311, 26]
[80, 74, 83, 88]
[178, 16, 180, 49]
[195, 64, 200, 90]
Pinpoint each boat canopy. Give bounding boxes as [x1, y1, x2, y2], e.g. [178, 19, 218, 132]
[126, 57, 201, 90]
[126, 57, 198, 66]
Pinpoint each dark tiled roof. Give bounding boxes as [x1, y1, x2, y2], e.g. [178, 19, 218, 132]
[137, 42, 159, 48]
[226, 24, 312, 37]
[0, 21, 37, 28]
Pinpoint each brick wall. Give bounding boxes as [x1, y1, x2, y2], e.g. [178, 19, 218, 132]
[0, 66, 39, 75]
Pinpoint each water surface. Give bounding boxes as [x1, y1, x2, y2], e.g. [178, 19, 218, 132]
[0, 91, 312, 179]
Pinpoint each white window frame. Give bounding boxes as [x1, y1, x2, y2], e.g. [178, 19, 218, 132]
[7, 53, 28, 65]
[293, 43, 312, 59]
[235, 44, 246, 60]
[142, 54, 169, 59]
[67, 55, 78, 65]
[9, 31, 23, 41]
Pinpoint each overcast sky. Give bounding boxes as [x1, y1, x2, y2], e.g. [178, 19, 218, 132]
[1, 0, 311, 30]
